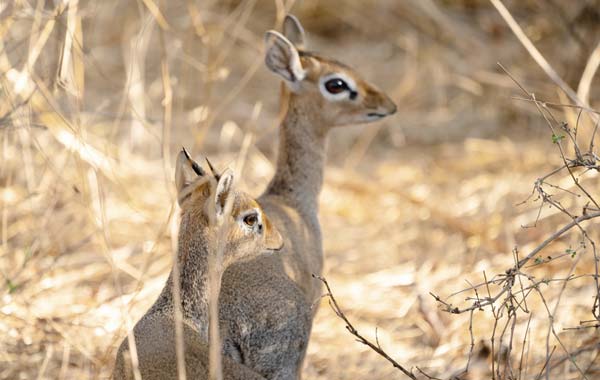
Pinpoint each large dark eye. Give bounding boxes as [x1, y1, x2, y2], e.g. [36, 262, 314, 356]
[243, 213, 258, 227]
[324, 78, 348, 94]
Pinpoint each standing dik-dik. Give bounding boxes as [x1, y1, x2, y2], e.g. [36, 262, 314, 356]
[113, 148, 283, 380]
[216, 15, 397, 379]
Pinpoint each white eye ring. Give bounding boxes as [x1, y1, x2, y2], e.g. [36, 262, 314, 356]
[237, 208, 262, 235]
[319, 72, 357, 102]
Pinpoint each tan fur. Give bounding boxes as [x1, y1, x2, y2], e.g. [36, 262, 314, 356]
[296, 52, 397, 126]
[214, 15, 398, 379]
[113, 150, 282, 380]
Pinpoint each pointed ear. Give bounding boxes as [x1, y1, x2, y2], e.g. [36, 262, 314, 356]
[264, 30, 305, 84]
[214, 168, 234, 217]
[283, 14, 306, 50]
[175, 148, 205, 206]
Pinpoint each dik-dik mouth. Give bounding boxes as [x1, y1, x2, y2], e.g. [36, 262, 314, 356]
[367, 112, 387, 118]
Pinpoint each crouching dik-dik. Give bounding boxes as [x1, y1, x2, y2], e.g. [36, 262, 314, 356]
[113, 148, 283, 380]
[214, 15, 397, 379]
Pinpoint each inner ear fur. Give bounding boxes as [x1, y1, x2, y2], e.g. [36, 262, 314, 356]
[214, 168, 235, 217]
[264, 30, 305, 84]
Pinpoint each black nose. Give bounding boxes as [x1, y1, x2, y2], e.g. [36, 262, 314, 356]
[389, 102, 397, 115]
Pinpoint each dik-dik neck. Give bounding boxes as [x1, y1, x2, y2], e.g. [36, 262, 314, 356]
[166, 220, 216, 339]
[265, 92, 327, 215]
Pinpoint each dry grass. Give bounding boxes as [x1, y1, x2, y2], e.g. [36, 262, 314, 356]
[1, 0, 599, 379]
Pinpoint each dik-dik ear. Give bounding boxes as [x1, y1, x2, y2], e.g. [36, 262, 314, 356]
[214, 168, 234, 218]
[264, 30, 305, 85]
[283, 14, 306, 50]
[175, 148, 206, 206]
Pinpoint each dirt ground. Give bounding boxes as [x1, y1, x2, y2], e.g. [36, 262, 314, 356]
[1, 1, 599, 379]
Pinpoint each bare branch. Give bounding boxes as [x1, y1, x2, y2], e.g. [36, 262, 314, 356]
[313, 275, 418, 380]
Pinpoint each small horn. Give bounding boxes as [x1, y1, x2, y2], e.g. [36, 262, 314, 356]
[181, 147, 205, 176]
[205, 157, 220, 181]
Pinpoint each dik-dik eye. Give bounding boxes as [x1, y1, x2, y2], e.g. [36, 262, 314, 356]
[319, 73, 358, 101]
[324, 78, 348, 94]
[243, 212, 259, 228]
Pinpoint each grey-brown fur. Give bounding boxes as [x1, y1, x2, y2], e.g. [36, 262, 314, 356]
[113, 150, 283, 380]
[113, 315, 266, 380]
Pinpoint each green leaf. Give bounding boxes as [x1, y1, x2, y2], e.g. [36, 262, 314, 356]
[552, 134, 565, 144]
[6, 279, 18, 293]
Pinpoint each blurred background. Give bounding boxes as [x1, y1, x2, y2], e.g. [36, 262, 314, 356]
[1, 0, 599, 379]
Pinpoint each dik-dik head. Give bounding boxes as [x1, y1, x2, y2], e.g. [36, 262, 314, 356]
[264, 15, 397, 127]
[175, 148, 283, 266]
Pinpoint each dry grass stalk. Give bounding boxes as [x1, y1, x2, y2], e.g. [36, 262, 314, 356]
[207, 186, 234, 380]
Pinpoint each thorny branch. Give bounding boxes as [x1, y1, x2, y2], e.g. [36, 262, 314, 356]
[431, 65, 600, 378]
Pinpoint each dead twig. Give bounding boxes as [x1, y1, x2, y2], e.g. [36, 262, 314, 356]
[313, 274, 418, 380]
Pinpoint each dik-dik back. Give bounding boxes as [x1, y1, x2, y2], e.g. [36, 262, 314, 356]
[218, 15, 396, 379]
[114, 317, 266, 380]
